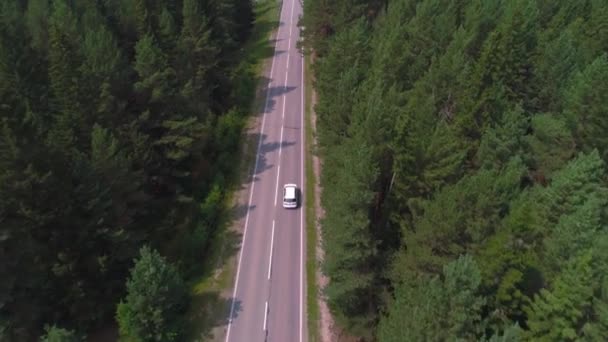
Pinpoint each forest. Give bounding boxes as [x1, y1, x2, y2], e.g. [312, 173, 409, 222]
[0, 0, 254, 340]
[301, 0, 608, 340]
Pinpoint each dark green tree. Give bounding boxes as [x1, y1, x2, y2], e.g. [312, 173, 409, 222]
[322, 134, 378, 336]
[178, 0, 219, 115]
[563, 55, 608, 159]
[525, 113, 575, 179]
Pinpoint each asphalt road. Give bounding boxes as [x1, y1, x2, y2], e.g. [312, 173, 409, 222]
[225, 0, 306, 341]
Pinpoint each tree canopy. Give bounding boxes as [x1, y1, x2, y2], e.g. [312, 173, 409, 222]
[0, 0, 254, 339]
[302, 0, 608, 339]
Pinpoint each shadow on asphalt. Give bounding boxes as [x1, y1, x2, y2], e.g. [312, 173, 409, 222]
[189, 292, 242, 341]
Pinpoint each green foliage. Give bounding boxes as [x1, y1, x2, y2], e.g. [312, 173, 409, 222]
[133, 33, 176, 103]
[477, 106, 530, 170]
[307, 0, 608, 339]
[525, 253, 595, 341]
[321, 133, 378, 336]
[0, 0, 254, 337]
[40, 325, 79, 342]
[378, 255, 485, 342]
[116, 246, 187, 342]
[393, 158, 525, 280]
[563, 54, 608, 159]
[25, 0, 50, 53]
[315, 18, 370, 148]
[525, 113, 575, 177]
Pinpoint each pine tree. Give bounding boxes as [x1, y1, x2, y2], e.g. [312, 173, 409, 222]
[178, 0, 219, 115]
[534, 20, 589, 113]
[315, 18, 370, 148]
[544, 194, 605, 275]
[134, 0, 151, 37]
[80, 24, 127, 125]
[525, 253, 595, 341]
[525, 114, 575, 178]
[538, 150, 605, 226]
[461, 0, 539, 136]
[322, 134, 378, 336]
[582, 280, 608, 340]
[48, 0, 84, 143]
[393, 158, 524, 279]
[25, 0, 50, 53]
[563, 55, 608, 160]
[379, 255, 485, 342]
[582, 0, 608, 57]
[157, 7, 177, 53]
[476, 106, 530, 170]
[116, 246, 187, 342]
[133, 33, 176, 104]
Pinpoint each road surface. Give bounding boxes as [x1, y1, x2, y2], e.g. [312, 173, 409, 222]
[225, 0, 306, 341]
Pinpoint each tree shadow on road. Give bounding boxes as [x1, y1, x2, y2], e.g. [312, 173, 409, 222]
[188, 292, 242, 342]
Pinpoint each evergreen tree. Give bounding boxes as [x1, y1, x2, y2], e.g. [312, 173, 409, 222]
[563, 55, 608, 159]
[25, 0, 50, 53]
[133, 32, 176, 104]
[379, 255, 485, 342]
[393, 158, 524, 279]
[476, 106, 529, 170]
[48, 0, 85, 142]
[116, 246, 187, 342]
[460, 0, 539, 137]
[525, 253, 595, 341]
[525, 114, 575, 179]
[315, 18, 370, 148]
[178, 0, 219, 115]
[322, 134, 378, 336]
[534, 20, 589, 113]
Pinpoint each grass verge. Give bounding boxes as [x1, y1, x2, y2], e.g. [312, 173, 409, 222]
[304, 54, 320, 342]
[185, 1, 281, 340]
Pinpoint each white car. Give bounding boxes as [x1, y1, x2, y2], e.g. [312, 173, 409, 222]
[282, 183, 299, 209]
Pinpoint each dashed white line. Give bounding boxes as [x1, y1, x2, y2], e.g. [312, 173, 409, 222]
[263, 301, 269, 331]
[273, 165, 281, 206]
[268, 220, 275, 280]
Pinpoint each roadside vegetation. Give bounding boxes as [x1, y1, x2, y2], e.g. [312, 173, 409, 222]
[303, 52, 320, 342]
[0, 0, 256, 340]
[301, 0, 608, 340]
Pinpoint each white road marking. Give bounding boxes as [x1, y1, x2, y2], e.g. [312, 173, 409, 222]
[273, 165, 281, 206]
[263, 301, 269, 331]
[268, 220, 275, 279]
[224, 5, 282, 341]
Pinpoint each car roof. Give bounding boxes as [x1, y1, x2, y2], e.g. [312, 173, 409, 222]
[284, 184, 297, 198]
[284, 183, 297, 188]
